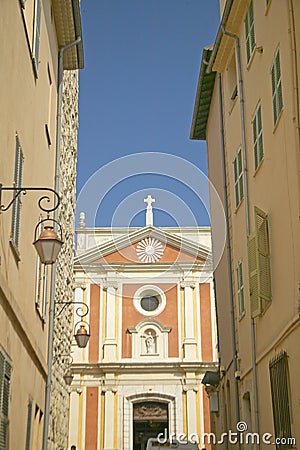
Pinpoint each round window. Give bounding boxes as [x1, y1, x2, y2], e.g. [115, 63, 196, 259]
[133, 285, 166, 316]
[140, 295, 159, 312]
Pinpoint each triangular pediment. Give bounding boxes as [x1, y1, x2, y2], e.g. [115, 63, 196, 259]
[75, 226, 210, 267]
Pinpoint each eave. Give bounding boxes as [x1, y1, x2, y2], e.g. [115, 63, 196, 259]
[52, 0, 84, 69]
[190, 0, 249, 141]
[190, 46, 216, 141]
[207, 0, 249, 73]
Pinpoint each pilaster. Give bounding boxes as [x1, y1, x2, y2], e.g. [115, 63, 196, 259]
[103, 277, 118, 361]
[181, 279, 197, 360]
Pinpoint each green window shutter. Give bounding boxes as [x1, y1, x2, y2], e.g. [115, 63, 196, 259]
[32, 0, 42, 76]
[0, 353, 11, 450]
[245, 14, 251, 63]
[276, 52, 283, 113]
[245, 0, 255, 63]
[252, 104, 264, 170]
[233, 148, 244, 207]
[271, 50, 283, 124]
[257, 106, 264, 163]
[25, 399, 33, 450]
[255, 207, 272, 303]
[11, 137, 24, 249]
[269, 352, 292, 448]
[248, 234, 261, 317]
[253, 115, 259, 169]
[237, 261, 245, 316]
[0, 353, 4, 412]
[271, 63, 277, 123]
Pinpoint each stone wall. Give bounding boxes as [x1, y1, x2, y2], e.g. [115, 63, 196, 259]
[48, 69, 79, 450]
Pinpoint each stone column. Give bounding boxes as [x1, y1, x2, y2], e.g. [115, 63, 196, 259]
[180, 280, 197, 360]
[103, 277, 118, 361]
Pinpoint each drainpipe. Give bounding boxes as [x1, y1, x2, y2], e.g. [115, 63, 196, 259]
[287, 0, 300, 216]
[42, 36, 81, 450]
[217, 73, 240, 424]
[221, 27, 250, 236]
[220, 27, 259, 446]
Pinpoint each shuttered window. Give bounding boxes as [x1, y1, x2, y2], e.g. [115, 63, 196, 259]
[25, 399, 33, 450]
[269, 352, 292, 449]
[0, 349, 11, 450]
[32, 0, 42, 76]
[236, 261, 245, 316]
[11, 136, 24, 250]
[245, 0, 256, 64]
[271, 49, 283, 125]
[233, 148, 244, 208]
[252, 103, 264, 170]
[247, 207, 271, 317]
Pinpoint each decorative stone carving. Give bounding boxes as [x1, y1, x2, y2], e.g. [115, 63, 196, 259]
[133, 402, 168, 421]
[102, 279, 118, 290]
[136, 238, 164, 263]
[180, 280, 196, 289]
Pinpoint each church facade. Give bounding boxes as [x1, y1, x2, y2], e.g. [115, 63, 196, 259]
[68, 197, 217, 450]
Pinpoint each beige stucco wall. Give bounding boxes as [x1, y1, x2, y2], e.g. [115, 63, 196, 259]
[204, 0, 300, 446]
[0, 1, 59, 448]
[0, 1, 80, 449]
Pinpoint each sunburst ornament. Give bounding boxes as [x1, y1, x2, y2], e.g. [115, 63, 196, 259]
[136, 238, 164, 263]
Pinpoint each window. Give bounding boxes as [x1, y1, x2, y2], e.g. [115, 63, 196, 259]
[233, 148, 244, 208]
[141, 296, 159, 312]
[252, 103, 264, 170]
[0, 348, 11, 450]
[269, 352, 292, 449]
[32, 405, 43, 449]
[133, 285, 166, 317]
[25, 399, 33, 450]
[247, 207, 271, 317]
[271, 49, 283, 125]
[245, 0, 256, 64]
[236, 261, 245, 316]
[11, 136, 24, 250]
[226, 52, 237, 103]
[32, 0, 42, 76]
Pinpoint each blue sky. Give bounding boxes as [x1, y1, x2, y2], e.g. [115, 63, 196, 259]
[77, 1, 220, 228]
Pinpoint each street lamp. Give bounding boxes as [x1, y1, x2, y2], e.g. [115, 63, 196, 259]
[55, 301, 91, 349]
[33, 221, 63, 264]
[63, 369, 74, 386]
[74, 323, 90, 348]
[54, 355, 75, 386]
[0, 185, 63, 264]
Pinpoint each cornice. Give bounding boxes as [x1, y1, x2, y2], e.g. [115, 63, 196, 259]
[71, 361, 218, 375]
[74, 225, 211, 267]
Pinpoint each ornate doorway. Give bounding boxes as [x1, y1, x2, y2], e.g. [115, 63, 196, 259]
[133, 402, 169, 450]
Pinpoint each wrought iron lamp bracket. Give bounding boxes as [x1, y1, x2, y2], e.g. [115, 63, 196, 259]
[54, 301, 89, 318]
[0, 184, 60, 214]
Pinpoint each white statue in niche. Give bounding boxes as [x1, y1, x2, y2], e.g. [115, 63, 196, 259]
[144, 330, 156, 354]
